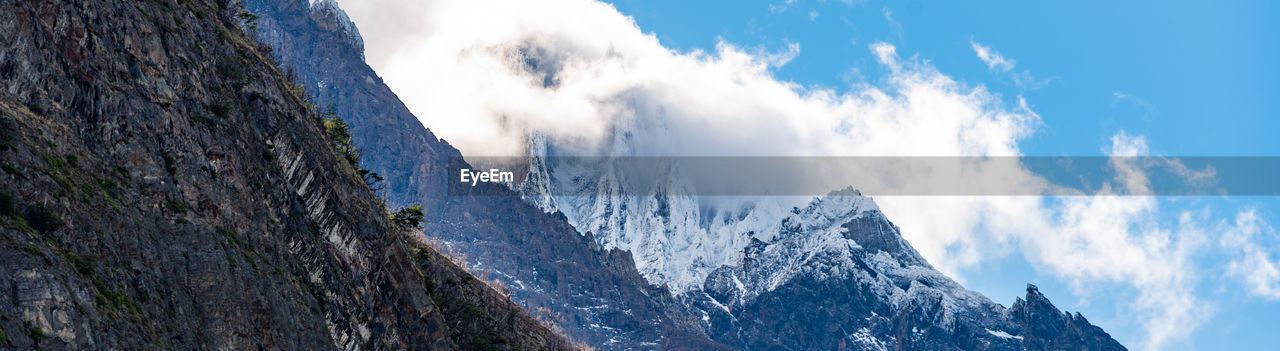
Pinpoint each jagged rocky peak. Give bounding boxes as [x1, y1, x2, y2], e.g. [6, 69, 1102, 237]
[1009, 284, 1126, 350]
[308, 0, 365, 58]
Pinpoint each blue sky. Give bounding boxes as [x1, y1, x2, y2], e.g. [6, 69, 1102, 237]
[606, 0, 1279, 349]
[609, 0, 1279, 156]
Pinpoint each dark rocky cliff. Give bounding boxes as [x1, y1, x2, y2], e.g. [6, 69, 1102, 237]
[1011, 285, 1126, 351]
[0, 0, 570, 349]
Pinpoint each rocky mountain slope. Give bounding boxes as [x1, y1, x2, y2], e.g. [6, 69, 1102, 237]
[0, 0, 570, 349]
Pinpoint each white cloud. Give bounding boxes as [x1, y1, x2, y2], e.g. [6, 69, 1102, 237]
[970, 40, 1016, 72]
[343, 0, 1035, 158]
[337, 0, 1260, 349]
[970, 39, 1046, 89]
[1223, 210, 1280, 299]
[757, 42, 802, 68]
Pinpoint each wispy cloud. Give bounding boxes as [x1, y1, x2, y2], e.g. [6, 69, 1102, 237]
[970, 39, 1047, 89]
[971, 40, 1015, 71]
[769, 0, 800, 14]
[1113, 91, 1159, 121]
[1223, 210, 1280, 299]
[882, 7, 903, 39]
[772, 0, 858, 16]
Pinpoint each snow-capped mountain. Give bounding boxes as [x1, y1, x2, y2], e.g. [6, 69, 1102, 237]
[517, 126, 1125, 350]
[693, 188, 1028, 349]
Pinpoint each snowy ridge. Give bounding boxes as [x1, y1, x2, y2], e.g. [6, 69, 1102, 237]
[520, 148, 721, 291]
[517, 123, 785, 291]
[986, 328, 1024, 340]
[704, 188, 990, 310]
[734, 189, 881, 298]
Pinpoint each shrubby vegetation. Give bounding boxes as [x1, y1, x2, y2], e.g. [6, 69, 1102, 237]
[322, 110, 357, 165]
[25, 205, 62, 234]
[317, 104, 384, 189]
[0, 191, 16, 218]
[389, 205, 424, 232]
[229, 0, 260, 31]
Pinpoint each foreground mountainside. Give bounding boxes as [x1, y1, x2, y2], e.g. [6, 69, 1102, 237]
[0, 0, 570, 349]
[242, 0, 1126, 350]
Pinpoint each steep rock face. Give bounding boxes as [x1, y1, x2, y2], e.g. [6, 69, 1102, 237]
[0, 0, 568, 349]
[421, 190, 724, 350]
[241, 0, 445, 205]
[1010, 285, 1127, 351]
[241, 0, 726, 349]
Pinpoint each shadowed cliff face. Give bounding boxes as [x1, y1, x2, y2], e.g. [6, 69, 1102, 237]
[0, 0, 570, 350]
